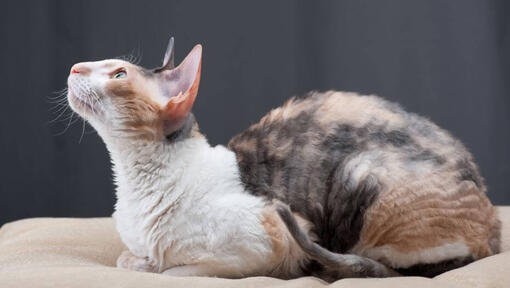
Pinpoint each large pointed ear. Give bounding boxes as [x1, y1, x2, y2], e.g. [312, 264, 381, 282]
[156, 44, 202, 134]
[154, 37, 175, 72]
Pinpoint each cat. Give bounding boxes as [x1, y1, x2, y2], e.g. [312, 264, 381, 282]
[66, 37, 500, 281]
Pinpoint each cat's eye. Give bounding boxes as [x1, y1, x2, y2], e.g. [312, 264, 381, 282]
[113, 70, 127, 79]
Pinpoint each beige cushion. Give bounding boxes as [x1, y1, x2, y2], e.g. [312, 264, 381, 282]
[0, 207, 509, 288]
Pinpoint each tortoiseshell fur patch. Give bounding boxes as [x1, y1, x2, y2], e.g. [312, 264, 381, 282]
[228, 91, 500, 276]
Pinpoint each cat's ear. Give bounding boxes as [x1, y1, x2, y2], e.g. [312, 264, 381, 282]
[155, 44, 202, 134]
[154, 37, 175, 72]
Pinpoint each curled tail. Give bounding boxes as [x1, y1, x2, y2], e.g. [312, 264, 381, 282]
[275, 203, 399, 281]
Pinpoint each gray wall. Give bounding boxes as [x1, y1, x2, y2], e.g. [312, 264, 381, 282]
[1, 0, 509, 225]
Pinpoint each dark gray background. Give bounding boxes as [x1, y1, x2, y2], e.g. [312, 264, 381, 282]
[1, 0, 509, 225]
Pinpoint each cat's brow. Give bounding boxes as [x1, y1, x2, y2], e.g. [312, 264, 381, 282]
[138, 67, 154, 78]
[102, 62, 117, 68]
[100, 60, 131, 70]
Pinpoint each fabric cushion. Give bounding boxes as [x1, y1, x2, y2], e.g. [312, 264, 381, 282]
[0, 207, 509, 288]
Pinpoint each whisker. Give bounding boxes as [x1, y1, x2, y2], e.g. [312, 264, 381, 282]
[47, 89, 69, 101]
[49, 102, 69, 113]
[78, 119, 86, 143]
[55, 113, 74, 124]
[116, 46, 143, 66]
[49, 88, 68, 97]
[48, 105, 70, 123]
[47, 96, 67, 103]
[132, 47, 143, 65]
[51, 102, 68, 108]
[47, 88, 70, 122]
[47, 97, 68, 104]
[53, 111, 76, 136]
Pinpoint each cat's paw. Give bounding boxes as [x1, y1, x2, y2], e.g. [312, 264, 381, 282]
[116, 250, 156, 273]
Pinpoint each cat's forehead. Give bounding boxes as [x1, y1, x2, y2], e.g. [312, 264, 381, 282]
[76, 59, 140, 74]
[94, 59, 134, 69]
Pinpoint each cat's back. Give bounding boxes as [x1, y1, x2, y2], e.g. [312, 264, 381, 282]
[228, 90, 468, 197]
[228, 91, 500, 275]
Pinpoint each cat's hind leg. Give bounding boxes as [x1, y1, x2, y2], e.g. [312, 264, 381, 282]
[276, 203, 399, 280]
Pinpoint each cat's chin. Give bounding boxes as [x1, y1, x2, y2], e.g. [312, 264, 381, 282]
[68, 93, 90, 115]
[67, 91, 100, 120]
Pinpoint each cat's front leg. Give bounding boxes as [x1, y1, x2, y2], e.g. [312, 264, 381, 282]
[162, 263, 244, 278]
[116, 250, 157, 273]
[162, 264, 215, 277]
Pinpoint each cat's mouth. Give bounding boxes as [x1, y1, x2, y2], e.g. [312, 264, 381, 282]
[67, 76, 101, 116]
[68, 91, 93, 113]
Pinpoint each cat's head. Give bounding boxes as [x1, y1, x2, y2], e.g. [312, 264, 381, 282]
[67, 37, 201, 141]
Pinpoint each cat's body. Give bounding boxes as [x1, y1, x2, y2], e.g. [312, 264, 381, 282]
[66, 38, 500, 281]
[229, 91, 500, 275]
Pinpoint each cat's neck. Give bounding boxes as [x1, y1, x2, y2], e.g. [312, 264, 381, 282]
[104, 134, 211, 200]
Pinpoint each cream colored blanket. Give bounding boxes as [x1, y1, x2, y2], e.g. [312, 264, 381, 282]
[0, 207, 509, 288]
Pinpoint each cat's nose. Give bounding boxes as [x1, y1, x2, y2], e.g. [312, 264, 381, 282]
[70, 63, 91, 75]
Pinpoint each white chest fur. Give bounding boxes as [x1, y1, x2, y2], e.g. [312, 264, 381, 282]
[108, 136, 300, 277]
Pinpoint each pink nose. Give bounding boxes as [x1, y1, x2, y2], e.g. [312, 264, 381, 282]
[70, 63, 91, 75]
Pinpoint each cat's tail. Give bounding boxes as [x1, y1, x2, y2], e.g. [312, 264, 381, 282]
[275, 202, 400, 280]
